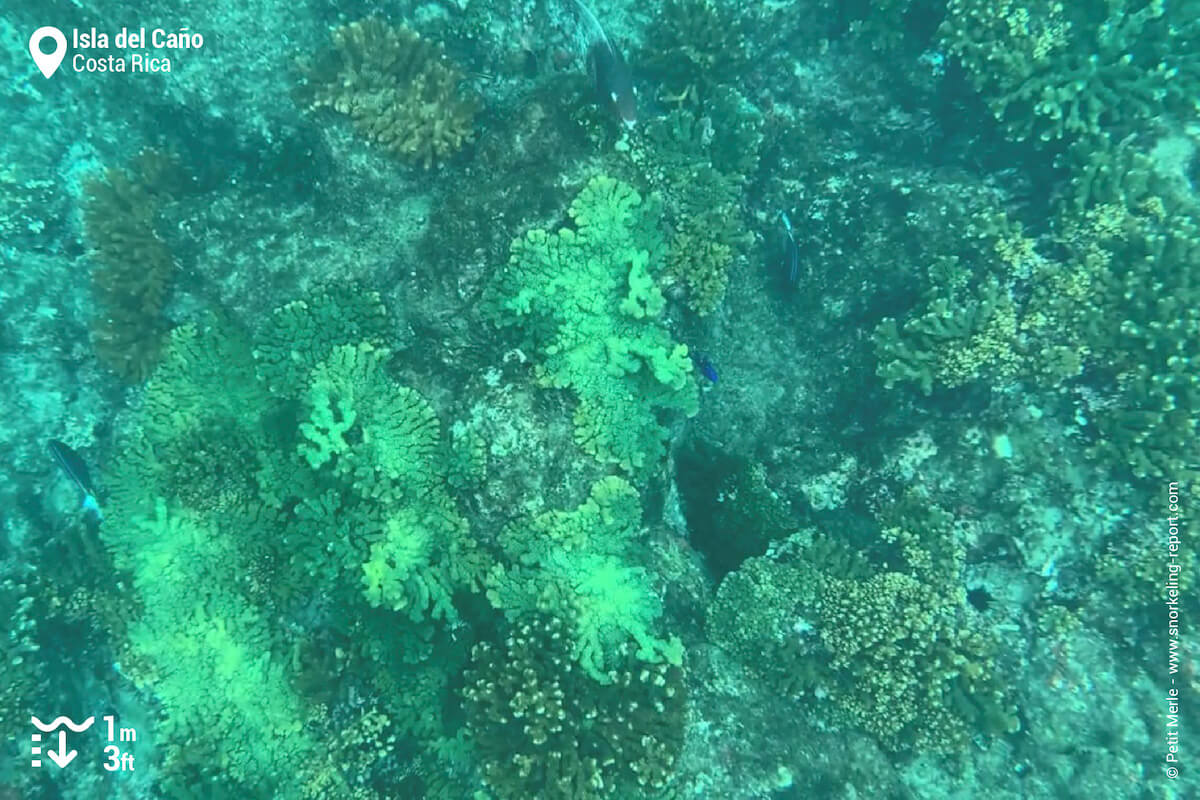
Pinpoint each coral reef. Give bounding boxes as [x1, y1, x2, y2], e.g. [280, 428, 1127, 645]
[875, 275, 1022, 395]
[83, 149, 184, 382]
[874, 131, 1199, 487]
[940, 0, 1200, 143]
[872, 208, 1043, 395]
[12, 0, 1200, 796]
[708, 502, 1018, 754]
[485, 176, 699, 471]
[634, 88, 761, 315]
[486, 477, 684, 682]
[252, 282, 390, 394]
[641, 0, 751, 106]
[299, 18, 478, 168]
[1053, 136, 1200, 485]
[98, 287, 486, 796]
[464, 613, 686, 799]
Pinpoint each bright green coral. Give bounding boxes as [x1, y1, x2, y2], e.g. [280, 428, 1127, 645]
[486, 176, 698, 471]
[486, 477, 683, 683]
[361, 495, 481, 623]
[299, 342, 443, 500]
[98, 286, 489, 795]
[105, 498, 317, 794]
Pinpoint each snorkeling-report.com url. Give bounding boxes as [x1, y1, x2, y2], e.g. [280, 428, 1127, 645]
[1165, 480, 1185, 780]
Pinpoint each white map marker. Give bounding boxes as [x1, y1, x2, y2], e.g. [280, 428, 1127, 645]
[29, 27, 67, 78]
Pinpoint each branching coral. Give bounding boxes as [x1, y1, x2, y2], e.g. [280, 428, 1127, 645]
[299, 18, 478, 167]
[485, 176, 698, 471]
[299, 342, 442, 496]
[98, 285, 489, 795]
[634, 89, 761, 314]
[83, 149, 184, 381]
[641, 0, 751, 105]
[875, 276, 1022, 394]
[871, 206, 1065, 394]
[708, 510, 1017, 753]
[361, 497, 477, 622]
[940, 0, 1200, 143]
[253, 282, 389, 395]
[103, 499, 318, 795]
[878, 132, 1200, 484]
[463, 613, 686, 799]
[485, 477, 683, 683]
[1051, 137, 1200, 484]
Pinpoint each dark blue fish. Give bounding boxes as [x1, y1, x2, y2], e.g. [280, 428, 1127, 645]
[572, 0, 637, 127]
[691, 352, 718, 384]
[588, 39, 636, 128]
[779, 211, 801, 288]
[48, 439, 102, 519]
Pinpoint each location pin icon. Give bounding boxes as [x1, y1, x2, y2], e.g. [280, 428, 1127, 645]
[29, 27, 67, 78]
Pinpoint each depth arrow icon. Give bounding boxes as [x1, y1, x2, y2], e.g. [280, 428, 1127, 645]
[46, 730, 77, 768]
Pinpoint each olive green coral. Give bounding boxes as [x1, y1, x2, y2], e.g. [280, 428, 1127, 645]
[300, 18, 477, 167]
[940, 0, 1200, 143]
[253, 282, 389, 395]
[463, 613, 686, 799]
[642, 0, 751, 105]
[635, 91, 761, 315]
[84, 150, 184, 381]
[875, 277, 1022, 394]
[709, 517, 1017, 753]
[1056, 137, 1200, 484]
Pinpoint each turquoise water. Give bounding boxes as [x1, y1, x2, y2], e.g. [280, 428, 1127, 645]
[2, 1, 1196, 798]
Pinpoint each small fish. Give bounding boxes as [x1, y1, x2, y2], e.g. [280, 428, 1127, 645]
[571, 0, 637, 127]
[778, 211, 801, 288]
[48, 439, 103, 520]
[691, 352, 718, 384]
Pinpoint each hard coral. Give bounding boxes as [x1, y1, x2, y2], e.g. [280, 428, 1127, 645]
[485, 176, 698, 471]
[709, 516, 1017, 754]
[253, 282, 389, 396]
[299, 342, 442, 494]
[1055, 136, 1200, 484]
[634, 91, 761, 315]
[464, 613, 686, 799]
[486, 477, 684, 683]
[83, 150, 184, 382]
[300, 18, 478, 168]
[98, 284, 495, 797]
[941, 0, 1200, 143]
[642, 0, 751, 104]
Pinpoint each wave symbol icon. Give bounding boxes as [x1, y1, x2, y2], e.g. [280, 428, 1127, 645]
[30, 716, 95, 732]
